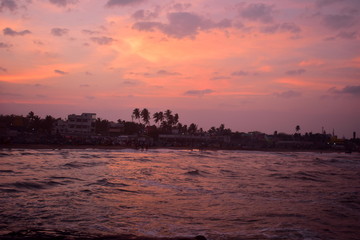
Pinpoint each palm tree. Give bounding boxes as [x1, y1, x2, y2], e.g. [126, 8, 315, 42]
[132, 108, 140, 123]
[296, 125, 300, 133]
[188, 123, 198, 135]
[208, 126, 216, 135]
[173, 113, 179, 126]
[140, 108, 150, 125]
[164, 109, 172, 124]
[176, 122, 183, 133]
[27, 111, 35, 121]
[153, 111, 164, 126]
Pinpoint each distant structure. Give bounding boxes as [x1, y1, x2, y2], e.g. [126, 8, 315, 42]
[53, 113, 96, 135]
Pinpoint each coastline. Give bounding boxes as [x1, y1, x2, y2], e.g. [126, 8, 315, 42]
[0, 143, 353, 153]
[0, 230, 209, 240]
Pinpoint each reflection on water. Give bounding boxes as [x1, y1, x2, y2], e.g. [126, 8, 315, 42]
[0, 149, 360, 239]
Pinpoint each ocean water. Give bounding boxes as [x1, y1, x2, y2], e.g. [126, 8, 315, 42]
[0, 149, 359, 240]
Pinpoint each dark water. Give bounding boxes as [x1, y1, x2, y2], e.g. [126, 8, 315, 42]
[0, 149, 359, 240]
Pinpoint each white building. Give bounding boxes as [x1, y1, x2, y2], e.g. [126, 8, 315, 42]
[53, 113, 96, 135]
[67, 113, 96, 135]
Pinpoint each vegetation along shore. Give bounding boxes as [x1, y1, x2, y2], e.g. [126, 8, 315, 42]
[1, 109, 359, 152]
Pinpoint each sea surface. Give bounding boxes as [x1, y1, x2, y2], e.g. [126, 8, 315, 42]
[0, 149, 359, 240]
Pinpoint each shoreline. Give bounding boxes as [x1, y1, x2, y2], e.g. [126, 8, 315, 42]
[0, 143, 354, 153]
[0, 230, 209, 240]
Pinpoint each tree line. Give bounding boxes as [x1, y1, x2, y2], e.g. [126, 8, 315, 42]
[0, 109, 232, 137]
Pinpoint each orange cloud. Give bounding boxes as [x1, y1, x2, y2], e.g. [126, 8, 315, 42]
[0, 64, 84, 83]
[276, 77, 332, 90]
[299, 59, 325, 67]
[257, 65, 273, 72]
[351, 57, 360, 67]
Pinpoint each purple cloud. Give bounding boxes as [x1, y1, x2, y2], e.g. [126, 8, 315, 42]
[82, 29, 100, 35]
[331, 85, 360, 96]
[0, 42, 12, 48]
[325, 31, 358, 41]
[261, 24, 279, 34]
[123, 79, 141, 85]
[316, 0, 360, 8]
[280, 23, 301, 34]
[316, 0, 339, 7]
[132, 8, 159, 20]
[172, 3, 191, 11]
[232, 70, 248, 76]
[184, 89, 214, 96]
[132, 10, 146, 20]
[49, 0, 78, 7]
[275, 90, 302, 98]
[106, 0, 145, 7]
[210, 76, 231, 81]
[341, 86, 360, 95]
[0, 0, 17, 12]
[33, 40, 44, 45]
[54, 69, 67, 75]
[261, 22, 301, 34]
[3, 27, 31, 36]
[238, 3, 274, 23]
[0, 66, 7, 72]
[85, 96, 96, 100]
[51, 28, 69, 37]
[162, 12, 205, 38]
[157, 70, 181, 76]
[285, 69, 306, 76]
[133, 11, 231, 39]
[336, 31, 358, 40]
[90, 36, 115, 45]
[132, 22, 162, 32]
[323, 14, 356, 29]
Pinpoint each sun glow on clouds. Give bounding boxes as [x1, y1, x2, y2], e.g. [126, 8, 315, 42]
[0, 63, 84, 83]
[0, 0, 359, 137]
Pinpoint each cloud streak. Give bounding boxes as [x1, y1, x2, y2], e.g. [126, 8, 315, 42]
[274, 90, 302, 98]
[133, 11, 231, 39]
[3, 27, 31, 36]
[184, 89, 214, 96]
[106, 0, 145, 7]
[285, 69, 306, 76]
[90, 36, 115, 45]
[0, 0, 17, 12]
[331, 85, 360, 96]
[54, 69, 68, 75]
[49, 0, 78, 7]
[51, 28, 69, 37]
[238, 3, 274, 23]
[323, 14, 356, 30]
[0, 42, 12, 48]
[157, 70, 181, 76]
[232, 71, 248, 76]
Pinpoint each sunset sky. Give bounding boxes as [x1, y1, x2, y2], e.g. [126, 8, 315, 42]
[0, 0, 359, 137]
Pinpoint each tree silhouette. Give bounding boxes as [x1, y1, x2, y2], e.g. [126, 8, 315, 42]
[173, 113, 179, 126]
[43, 115, 55, 134]
[188, 123, 198, 135]
[95, 118, 110, 134]
[296, 125, 301, 133]
[164, 109, 172, 124]
[27, 111, 35, 120]
[153, 111, 164, 126]
[132, 108, 140, 123]
[140, 108, 150, 125]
